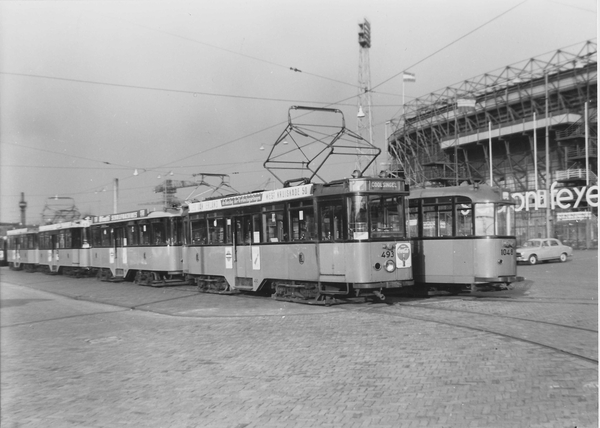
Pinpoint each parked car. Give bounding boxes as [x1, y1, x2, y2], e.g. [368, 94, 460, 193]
[516, 238, 573, 265]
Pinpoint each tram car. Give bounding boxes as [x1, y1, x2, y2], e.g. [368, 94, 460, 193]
[183, 176, 414, 304]
[37, 219, 91, 276]
[6, 227, 39, 271]
[407, 183, 532, 295]
[89, 208, 186, 285]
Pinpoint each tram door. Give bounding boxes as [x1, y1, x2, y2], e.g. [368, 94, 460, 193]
[71, 229, 80, 266]
[112, 226, 127, 274]
[233, 215, 252, 280]
[49, 233, 59, 271]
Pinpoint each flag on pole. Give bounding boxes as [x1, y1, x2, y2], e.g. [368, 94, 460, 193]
[402, 72, 416, 82]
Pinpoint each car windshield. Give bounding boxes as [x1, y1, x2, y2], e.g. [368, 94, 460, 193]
[522, 240, 541, 248]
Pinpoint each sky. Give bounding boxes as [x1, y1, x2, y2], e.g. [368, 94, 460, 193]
[0, 0, 597, 225]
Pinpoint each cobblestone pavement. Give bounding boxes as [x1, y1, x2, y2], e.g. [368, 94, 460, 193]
[1, 251, 597, 428]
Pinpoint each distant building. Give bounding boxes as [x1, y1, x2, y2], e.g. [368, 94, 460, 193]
[388, 40, 597, 248]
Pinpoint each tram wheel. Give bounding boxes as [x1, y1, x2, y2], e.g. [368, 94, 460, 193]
[528, 254, 538, 265]
[559, 253, 568, 262]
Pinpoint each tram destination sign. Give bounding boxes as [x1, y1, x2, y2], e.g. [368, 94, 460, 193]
[349, 178, 406, 193]
[93, 209, 149, 224]
[189, 184, 314, 213]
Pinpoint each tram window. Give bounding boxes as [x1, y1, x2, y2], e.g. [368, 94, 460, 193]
[456, 204, 474, 236]
[208, 217, 226, 245]
[422, 206, 437, 237]
[65, 230, 73, 248]
[349, 195, 368, 239]
[71, 229, 81, 248]
[183, 218, 190, 245]
[320, 202, 344, 241]
[101, 228, 111, 247]
[369, 196, 406, 239]
[170, 218, 183, 245]
[408, 206, 419, 238]
[225, 218, 233, 244]
[234, 215, 253, 245]
[27, 234, 36, 249]
[126, 224, 139, 246]
[151, 221, 166, 245]
[91, 228, 101, 247]
[265, 211, 285, 242]
[437, 205, 453, 237]
[43, 234, 51, 250]
[57, 231, 65, 249]
[252, 214, 261, 243]
[495, 204, 515, 236]
[475, 203, 495, 236]
[139, 223, 151, 246]
[191, 217, 207, 245]
[289, 205, 315, 241]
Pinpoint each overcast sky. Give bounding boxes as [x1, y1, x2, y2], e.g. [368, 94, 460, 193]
[0, 0, 597, 224]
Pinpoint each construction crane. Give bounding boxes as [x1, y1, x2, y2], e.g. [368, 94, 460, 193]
[146, 173, 238, 209]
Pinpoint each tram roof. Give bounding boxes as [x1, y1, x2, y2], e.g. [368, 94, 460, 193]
[91, 208, 181, 225]
[38, 219, 91, 232]
[408, 184, 513, 203]
[187, 177, 408, 213]
[6, 227, 39, 235]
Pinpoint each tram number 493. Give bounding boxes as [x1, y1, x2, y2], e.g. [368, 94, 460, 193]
[500, 248, 514, 256]
[381, 250, 395, 258]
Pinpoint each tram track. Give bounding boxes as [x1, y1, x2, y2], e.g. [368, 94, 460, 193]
[392, 300, 598, 333]
[341, 301, 598, 365]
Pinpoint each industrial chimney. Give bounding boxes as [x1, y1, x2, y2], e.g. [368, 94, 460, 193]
[19, 192, 27, 225]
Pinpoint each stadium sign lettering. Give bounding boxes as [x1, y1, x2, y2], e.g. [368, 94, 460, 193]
[511, 182, 598, 212]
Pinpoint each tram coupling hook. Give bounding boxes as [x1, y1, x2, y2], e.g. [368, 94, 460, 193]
[373, 290, 385, 301]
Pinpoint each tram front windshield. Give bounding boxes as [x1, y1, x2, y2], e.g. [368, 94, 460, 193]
[475, 202, 515, 236]
[349, 195, 406, 240]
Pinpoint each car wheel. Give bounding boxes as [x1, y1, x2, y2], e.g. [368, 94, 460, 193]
[528, 254, 538, 265]
[559, 253, 568, 262]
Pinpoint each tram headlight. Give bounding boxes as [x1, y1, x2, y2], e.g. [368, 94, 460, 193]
[385, 260, 396, 272]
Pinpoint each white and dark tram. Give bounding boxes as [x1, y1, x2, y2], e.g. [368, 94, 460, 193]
[89, 209, 186, 285]
[6, 227, 39, 272]
[37, 219, 91, 276]
[183, 176, 414, 304]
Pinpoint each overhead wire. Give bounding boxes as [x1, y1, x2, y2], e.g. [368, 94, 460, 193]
[3, 0, 544, 209]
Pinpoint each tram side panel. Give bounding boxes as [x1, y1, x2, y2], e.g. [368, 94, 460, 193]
[185, 243, 321, 291]
[473, 238, 518, 282]
[343, 242, 413, 287]
[411, 238, 519, 286]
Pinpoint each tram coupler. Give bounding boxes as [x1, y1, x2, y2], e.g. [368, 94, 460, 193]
[372, 290, 386, 301]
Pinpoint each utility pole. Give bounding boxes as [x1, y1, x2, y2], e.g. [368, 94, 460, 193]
[357, 18, 374, 175]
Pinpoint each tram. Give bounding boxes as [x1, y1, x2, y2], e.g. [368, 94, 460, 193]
[89, 208, 186, 285]
[183, 175, 414, 304]
[37, 219, 91, 276]
[407, 183, 532, 295]
[6, 227, 39, 271]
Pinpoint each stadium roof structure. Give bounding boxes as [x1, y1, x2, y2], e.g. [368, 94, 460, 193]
[388, 39, 597, 188]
